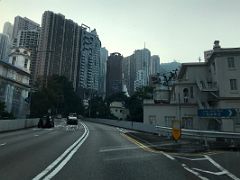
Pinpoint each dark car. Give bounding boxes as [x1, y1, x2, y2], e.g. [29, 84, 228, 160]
[38, 115, 54, 128]
[67, 113, 78, 125]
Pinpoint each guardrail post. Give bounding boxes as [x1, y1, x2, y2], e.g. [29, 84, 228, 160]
[203, 136, 209, 149]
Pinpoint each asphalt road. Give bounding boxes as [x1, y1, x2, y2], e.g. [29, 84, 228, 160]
[0, 119, 239, 180]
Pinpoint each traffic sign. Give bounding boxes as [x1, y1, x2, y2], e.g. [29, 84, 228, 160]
[198, 109, 237, 118]
[172, 120, 181, 141]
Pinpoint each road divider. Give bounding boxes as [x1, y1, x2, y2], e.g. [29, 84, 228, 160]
[32, 122, 89, 180]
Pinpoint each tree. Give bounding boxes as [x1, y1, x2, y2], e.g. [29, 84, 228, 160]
[30, 75, 84, 117]
[0, 101, 14, 119]
[128, 86, 154, 122]
[0, 101, 5, 115]
[88, 96, 110, 118]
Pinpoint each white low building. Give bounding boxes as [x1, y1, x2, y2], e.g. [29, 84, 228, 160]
[0, 48, 31, 118]
[144, 41, 240, 132]
[110, 101, 129, 120]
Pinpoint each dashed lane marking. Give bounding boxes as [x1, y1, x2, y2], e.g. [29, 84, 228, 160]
[34, 135, 39, 137]
[0, 143, 6, 146]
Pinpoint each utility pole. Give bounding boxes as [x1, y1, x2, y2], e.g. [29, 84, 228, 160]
[178, 93, 182, 127]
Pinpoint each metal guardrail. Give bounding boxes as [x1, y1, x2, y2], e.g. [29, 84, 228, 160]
[155, 125, 240, 139]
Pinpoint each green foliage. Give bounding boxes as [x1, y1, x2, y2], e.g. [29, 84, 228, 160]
[0, 101, 14, 119]
[89, 86, 154, 122]
[0, 101, 5, 114]
[30, 75, 84, 117]
[128, 86, 153, 122]
[87, 96, 110, 118]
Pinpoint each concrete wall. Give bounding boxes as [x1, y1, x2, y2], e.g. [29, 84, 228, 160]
[214, 55, 240, 98]
[0, 118, 39, 132]
[86, 118, 158, 134]
[143, 104, 202, 129]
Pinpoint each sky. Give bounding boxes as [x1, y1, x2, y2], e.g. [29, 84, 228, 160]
[1, 0, 240, 63]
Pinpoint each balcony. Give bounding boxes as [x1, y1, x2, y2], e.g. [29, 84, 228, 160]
[197, 80, 218, 92]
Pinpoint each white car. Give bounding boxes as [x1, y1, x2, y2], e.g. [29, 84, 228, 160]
[67, 113, 78, 125]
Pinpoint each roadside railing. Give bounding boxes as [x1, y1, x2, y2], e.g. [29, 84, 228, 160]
[155, 125, 240, 148]
[155, 125, 240, 139]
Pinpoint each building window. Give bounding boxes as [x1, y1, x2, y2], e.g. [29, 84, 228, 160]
[212, 62, 216, 73]
[12, 56, 16, 65]
[227, 57, 235, 68]
[182, 117, 193, 129]
[183, 88, 189, 103]
[149, 115, 156, 125]
[24, 59, 28, 68]
[164, 116, 175, 127]
[190, 86, 194, 98]
[230, 79, 237, 90]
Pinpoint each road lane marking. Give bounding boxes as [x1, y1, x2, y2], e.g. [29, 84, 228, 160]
[174, 156, 207, 161]
[34, 135, 39, 137]
[44, 124, 89, 179]
[182, 164, 209, 180]
[121, 133, 175, 160]
[192, 168, 227, 176]
[0, 143, 6, 146]
[32, 122, 89, 180]
[100, 145, 139, 152]
[205, 155, 240, 180]
[104, 154, 155, 161]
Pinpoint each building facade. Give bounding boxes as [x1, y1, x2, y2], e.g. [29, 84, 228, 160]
[106, 52, 123, 97]
[0, 33, 10, 61]
[16, 30, 40, 85]
[36, 11, 101, 97]
[12, 16, 40, 45]
[0, 48, 31, 118]
[36, 11, 79, 88]
[150, 55, 160, 75]
[122, 55, 131, 96]
[3, 22, 13, 39]
[133, 48, 151, 91]
[99, 47, 108, 98]
[77, 26, 101, 98]
[110, 101, 129, 120]
[144, 41, 240, 132]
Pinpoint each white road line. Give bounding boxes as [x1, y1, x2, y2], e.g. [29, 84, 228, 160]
[182, 164, 209, 180]
[205, 155, 240, 180]
[174, 156, 207, 161]
[32, 122, 89, 180]
[34, 135, 39, 137]
[193, 168, 227, 176]
[160, 151, 175, 160]
[0, 143, 6, 146]
[99, 145, 140, 152]
[44, 125, 89, 179]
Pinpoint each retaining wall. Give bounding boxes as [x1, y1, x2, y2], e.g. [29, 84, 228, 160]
[86, 118, 158, 134]
[0, 118, 39, 132]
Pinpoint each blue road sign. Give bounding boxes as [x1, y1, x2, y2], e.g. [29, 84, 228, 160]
[198, 109, 237, 118]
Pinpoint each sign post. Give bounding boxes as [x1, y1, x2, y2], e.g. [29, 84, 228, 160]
[172, 120, 181, 141]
